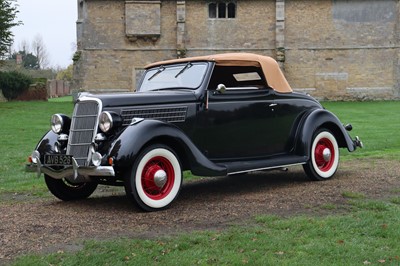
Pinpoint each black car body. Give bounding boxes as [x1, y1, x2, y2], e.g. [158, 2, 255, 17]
[27, 53, 363, 211]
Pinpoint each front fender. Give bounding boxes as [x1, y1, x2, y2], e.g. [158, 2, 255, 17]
[34, 130, 59, 160]
[295, 109, 356, 158]
[109, 120, 227, 176]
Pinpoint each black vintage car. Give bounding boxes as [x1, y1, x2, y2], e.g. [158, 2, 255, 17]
[27, 53, 363, 211]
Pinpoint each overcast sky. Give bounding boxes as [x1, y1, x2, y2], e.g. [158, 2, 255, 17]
[11, 0, 77, 68]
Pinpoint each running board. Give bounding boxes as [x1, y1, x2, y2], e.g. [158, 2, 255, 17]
[218, 155, 307, 175]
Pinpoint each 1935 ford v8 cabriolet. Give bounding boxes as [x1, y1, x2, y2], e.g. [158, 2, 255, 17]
[27, 53, 363, 211]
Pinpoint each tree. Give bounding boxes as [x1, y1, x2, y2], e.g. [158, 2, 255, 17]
[18, 38, 29, 53]
[56, 64, 73, 81]
[0, 0, 21, 58]
[10, 50, 39, 69]
[32, 34, 49, 69]
[23, 52, 39, 69]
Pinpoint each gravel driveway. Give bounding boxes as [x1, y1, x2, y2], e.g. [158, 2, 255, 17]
[1, 158, 399, 263]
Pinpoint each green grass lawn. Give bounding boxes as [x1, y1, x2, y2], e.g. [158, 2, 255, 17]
[0, 97, 73, 195]
[12, 199, 400, 265]
[1, 99, 399, 265]
[322, 101, 400, 159]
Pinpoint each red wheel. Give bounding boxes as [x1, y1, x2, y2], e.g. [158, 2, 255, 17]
[314, 137, 336, 172]
[303, 129, 339, 180]
[141, 156, 175, 200]
[125, 144, 182, 211]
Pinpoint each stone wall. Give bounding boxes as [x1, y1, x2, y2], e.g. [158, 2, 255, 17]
[74, 0, 400, 100]
[47, 80, 71, 98]
[285, 0, 399, 100]
[74, 0, 178, 92]
[184, 0, 276, 53]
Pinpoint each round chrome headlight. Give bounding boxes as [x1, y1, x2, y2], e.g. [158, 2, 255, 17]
[99, 111, 113, 133]
[91, 152, 103, 167]
[51, 114, 64, 134]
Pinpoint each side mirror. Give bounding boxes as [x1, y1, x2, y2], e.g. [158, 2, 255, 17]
[216, 84, 226, 94]
[205, 84, 226, 110]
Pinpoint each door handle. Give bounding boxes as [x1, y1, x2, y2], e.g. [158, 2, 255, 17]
[269, 103, 278, 107]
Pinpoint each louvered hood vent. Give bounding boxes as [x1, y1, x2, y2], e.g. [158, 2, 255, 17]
[121, 105, 188, 125]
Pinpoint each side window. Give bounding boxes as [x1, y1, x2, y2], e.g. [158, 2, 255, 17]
[208, 1, 236, 19]
[208, 66, 269, 92]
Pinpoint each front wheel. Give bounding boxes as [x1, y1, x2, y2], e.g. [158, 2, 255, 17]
[303, 129, 339, 181]
[124, 144, 182, 212]
[44, 175, 98, 201]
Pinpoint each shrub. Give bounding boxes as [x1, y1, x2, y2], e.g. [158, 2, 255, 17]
[0, 71, 33, 100]
[16, 83, 47, 101]
[32, 77, 48, 84]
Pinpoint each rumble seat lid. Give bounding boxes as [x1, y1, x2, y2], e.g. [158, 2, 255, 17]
[144, 53, 292, 94]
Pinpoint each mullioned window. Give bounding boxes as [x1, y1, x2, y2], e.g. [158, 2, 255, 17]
[208, 1, 236, 19]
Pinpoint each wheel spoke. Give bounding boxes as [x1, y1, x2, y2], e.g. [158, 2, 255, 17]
[141, 156, 175, 200]
[314, 138, 335, 172]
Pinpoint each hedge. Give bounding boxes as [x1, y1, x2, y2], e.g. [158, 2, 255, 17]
[0, 71, 32, 100]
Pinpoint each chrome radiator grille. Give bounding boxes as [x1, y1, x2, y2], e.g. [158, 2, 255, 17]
[121, 106, 188, 126]
[67, 99, 100, 166]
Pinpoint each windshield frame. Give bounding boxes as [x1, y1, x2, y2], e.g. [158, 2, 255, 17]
[138, 62, 209, 92]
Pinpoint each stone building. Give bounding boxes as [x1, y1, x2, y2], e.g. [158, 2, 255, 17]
[73, 0, 400, 100]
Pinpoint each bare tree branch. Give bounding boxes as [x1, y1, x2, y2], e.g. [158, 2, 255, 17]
[32, 34, 50, 69]
[18, 39, 29, 53]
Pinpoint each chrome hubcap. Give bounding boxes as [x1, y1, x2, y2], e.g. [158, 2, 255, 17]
[322, 148, 331, 162]
[154, 169, 167, 188]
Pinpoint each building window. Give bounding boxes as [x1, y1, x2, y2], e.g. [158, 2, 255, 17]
[227, 3, 236, 18]
[209, 3, 217, 18]
[218, 3, 226, 18]
[208, 1, 236, 19]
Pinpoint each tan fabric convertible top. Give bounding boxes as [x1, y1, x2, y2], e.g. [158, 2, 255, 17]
[144, 53, 292, 93]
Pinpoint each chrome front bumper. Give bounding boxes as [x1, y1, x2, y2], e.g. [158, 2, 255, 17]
[26, 150, 115, 182]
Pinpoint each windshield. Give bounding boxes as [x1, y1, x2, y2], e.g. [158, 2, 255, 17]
[139, 62, 208, 92]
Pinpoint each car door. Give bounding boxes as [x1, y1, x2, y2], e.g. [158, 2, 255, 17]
[194, 87, 284, 160]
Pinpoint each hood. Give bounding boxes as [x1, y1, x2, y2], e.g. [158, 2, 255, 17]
[84, 90, 198, 108]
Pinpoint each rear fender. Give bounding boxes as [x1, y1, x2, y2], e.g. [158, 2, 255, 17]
[109, 120, 227, 176]
[295, 109, 356, 158]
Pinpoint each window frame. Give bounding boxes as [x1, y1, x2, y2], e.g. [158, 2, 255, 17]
[208, 1, 236, 19]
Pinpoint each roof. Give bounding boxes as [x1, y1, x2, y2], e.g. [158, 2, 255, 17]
[145, 53, 292, 93]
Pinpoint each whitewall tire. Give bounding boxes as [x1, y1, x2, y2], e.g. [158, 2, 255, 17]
[303, 129, 339, 181]
[125, 144, 182, 211]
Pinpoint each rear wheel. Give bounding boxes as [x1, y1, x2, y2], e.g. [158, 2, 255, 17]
[303, 129, 339, 181]
[44, 175, 98, 201]
[124, 144, 182, 211]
